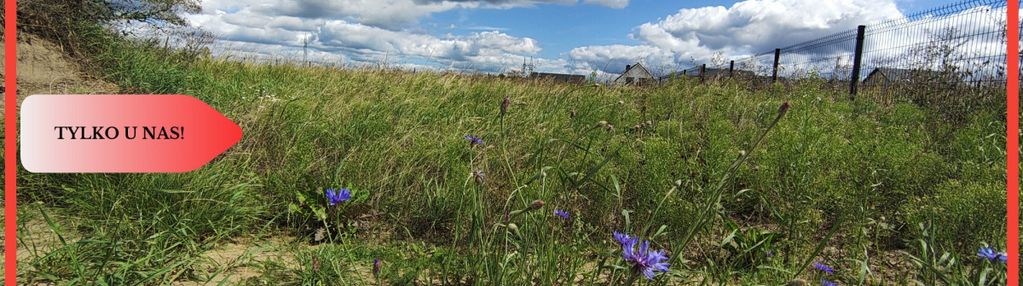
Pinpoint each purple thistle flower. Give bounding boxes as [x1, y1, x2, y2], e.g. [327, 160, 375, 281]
[813, 261, 834, 275]
[554, 209, 570, 220]
[978, 247, 1008, 263]
[614, 232, 670, 280]
[464, 135, 484, 146]
[821, 279, 838, 286]
[325, 188, 351, 206]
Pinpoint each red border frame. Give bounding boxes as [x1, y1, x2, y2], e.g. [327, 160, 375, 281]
[4, 0, 17, 283]
[1007, 0, 1020, 285]
[0, 1, 1019, 285]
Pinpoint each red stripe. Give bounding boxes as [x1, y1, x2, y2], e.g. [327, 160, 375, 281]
[3, 0, 17, 283]
[0, 2, 1014, 286]
[1008, 0, 1020, 285]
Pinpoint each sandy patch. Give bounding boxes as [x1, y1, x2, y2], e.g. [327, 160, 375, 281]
[174, 236, 300, 285]
[0, 33, 119, 110]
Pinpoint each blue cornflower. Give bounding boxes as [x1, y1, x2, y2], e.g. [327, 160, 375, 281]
[978, 247, 1008, 263]
[554, 209, 570, 220]
[813, 261, 834, 275]
[464, 135, 484, 146]
[325, 188, 351, 206]
[372, 258, 381, 278]
[614, 232, 670, 280]
[821, 279, 838, 286]
[613, 231, 633, 245]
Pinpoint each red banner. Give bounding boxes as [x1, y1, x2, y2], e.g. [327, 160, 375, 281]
[20, 94, 242, 173]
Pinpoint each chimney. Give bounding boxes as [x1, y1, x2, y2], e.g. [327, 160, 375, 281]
[626, 64, 631, 71]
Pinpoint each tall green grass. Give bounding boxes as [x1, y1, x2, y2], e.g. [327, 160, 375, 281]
[9, 35, 1010, 285]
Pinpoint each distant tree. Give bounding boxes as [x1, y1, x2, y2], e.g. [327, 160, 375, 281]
[710, 51, 727, 67]
[18, 0, 201, 54]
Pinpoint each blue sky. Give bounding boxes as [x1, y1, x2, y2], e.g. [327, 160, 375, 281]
[183, 0, 997, 76]
[423, 0, 964, 59]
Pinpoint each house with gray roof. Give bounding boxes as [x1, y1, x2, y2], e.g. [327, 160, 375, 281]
[613, 63, 655, 86]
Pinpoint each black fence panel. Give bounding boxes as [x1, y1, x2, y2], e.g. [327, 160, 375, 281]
[671, 0, 1014, 121]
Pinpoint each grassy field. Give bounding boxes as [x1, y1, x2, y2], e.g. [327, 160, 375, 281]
[2, 33, 1014, 285]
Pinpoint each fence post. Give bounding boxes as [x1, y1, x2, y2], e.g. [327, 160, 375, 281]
[772, 48, 781, 83]
[729, 60, 735, 78]
[700, 64, 706, 83]
[849, 25, 866, 100]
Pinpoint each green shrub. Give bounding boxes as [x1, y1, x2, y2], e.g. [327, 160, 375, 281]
[902, 180, 1005, 253]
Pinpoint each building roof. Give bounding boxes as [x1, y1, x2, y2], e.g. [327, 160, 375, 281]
[613, 63, 654, 83]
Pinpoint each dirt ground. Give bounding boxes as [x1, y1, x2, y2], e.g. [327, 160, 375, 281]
[0, 34, 302, 285]
[175, 236, 300, 285]
[0, 33, 115, 279]
[0, 33, 118, 110]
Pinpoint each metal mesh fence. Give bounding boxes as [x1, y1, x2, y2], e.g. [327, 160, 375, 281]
[673, 0, 1015, 121]
[858, 0, 1010, 109]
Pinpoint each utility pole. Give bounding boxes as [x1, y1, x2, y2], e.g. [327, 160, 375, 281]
[302, 33, 310, 66]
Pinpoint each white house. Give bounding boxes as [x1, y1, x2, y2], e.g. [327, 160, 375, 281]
[613, 63, 655, 86]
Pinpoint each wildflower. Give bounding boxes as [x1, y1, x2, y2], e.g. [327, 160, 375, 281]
[507, 223, 521, 236]
[500, 96, 510, 116]
[779, 101, 790, 115]
[554, 209, 570, 220]
[812, 261, 834, 275]
[465, 135, 484, 147]
[508, 200, 544, 217]
[978, 247, 1008, 263]
[627, 241, 670, 280]
[325, 188, 351, 206]
[472, 170, 485, 184]
[614, 232, 670, 280]
[821, 279, 837, 286]
[465, 135, 484, 145]
[613, 231, 633, 245]
[372, 258, 381, 278]
[528, 199, 545, 211]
